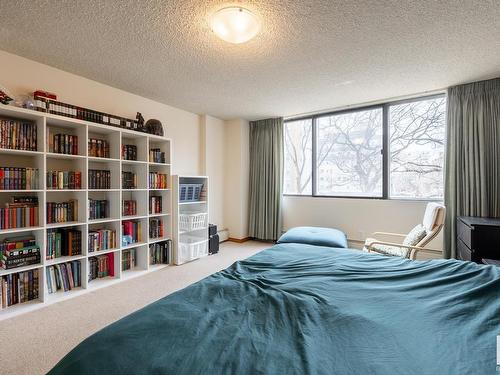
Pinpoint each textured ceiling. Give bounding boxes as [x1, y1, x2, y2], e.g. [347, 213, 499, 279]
[0, 1, 499, 120]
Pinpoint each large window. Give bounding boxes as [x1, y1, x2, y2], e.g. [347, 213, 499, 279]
[283, 95, 446, 199]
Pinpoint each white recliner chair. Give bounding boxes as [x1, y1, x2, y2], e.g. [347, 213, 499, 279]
[363, 202, 446, 260]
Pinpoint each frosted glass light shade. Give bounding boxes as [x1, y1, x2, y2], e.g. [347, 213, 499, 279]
[210, 7, 260, 44]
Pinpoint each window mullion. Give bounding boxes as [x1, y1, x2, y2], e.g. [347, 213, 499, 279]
[383, 104, 389, 199]
[311, 117, 317, 196]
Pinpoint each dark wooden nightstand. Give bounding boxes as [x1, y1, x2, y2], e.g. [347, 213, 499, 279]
[457, 216, 500, 263]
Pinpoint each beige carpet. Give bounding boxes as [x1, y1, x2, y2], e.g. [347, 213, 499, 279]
[0, 241, 270, 375]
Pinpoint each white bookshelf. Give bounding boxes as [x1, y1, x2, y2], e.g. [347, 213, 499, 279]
[0, 105, 173, 320]
[172, 175, 209, 265]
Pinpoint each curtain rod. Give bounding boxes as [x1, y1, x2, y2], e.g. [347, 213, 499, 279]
[284, 88, 447, 120]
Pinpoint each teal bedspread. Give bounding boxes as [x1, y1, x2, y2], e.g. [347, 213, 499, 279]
[49, 244, 500, 375]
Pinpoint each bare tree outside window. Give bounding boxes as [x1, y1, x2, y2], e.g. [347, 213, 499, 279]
[316, 108, 383, 196]
[282, 95, 446, 199]
[389, 97, 446, 199]
[284, 119, 312, 194]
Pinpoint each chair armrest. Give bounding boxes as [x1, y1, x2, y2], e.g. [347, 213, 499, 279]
[365, 240, 443, 260]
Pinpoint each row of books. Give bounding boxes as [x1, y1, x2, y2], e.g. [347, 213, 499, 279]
[122, 249, 136, 271]
[88, 138, 110, 158]
[122, 171, 137, 189]
[47, 130, 79, 155]
[149, 196, 163, 214]
[46, 200, 78, 224]
[47, 170, 82, 190]
[46, 229, 82, 259]
[0, 196, 39, 230]
[122, 144, 137, 161]
[149, 172, 168, 189]
[149, 148, 166, 163]
[88, 229, 116, 253]
[34, 95, 139, 130]
[122, 220, 142, 246]
[122, 200, 137, 216]
[0, 236, 40, 270]
[89, 169, 111, 189]
[46, 261, 82, 294]
[0, 118, 37, 151]
[0, 269, 39, 309]
[149, 240, 171, 265]
[88, 199, 108, 220]
[0, 167, 39, 190]
[149, 218, 164, 239]
[89, 253, 115, 281]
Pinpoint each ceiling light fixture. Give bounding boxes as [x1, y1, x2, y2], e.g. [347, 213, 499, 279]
[210, 7, 260, 44]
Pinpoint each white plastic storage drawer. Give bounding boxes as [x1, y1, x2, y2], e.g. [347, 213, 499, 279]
[179, 212, 208, 232]
[178, 236, 208, 263]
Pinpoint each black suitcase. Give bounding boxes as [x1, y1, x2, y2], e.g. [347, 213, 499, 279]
[209, 234, 219, 255]
[209, 224, 217, 236]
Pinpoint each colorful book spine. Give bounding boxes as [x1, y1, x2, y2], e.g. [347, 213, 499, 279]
[122, 200, 137, 216]
[149, 218, 164, 239]
[46, 170, 81, 190]
[88, 170, 111, 189]
[0, 196, 39, 230]
[88, 229, 116, 253]
[149, 148, 166, 163]
[122, 249, 136, 271]
[122, 171, 137, 189]
[88, 138, 110, 158]
[149, 172, 168, 189]
[0, 167, 39, 190]
[46, 261, 82, 294]
[0, 118, 37, 151]
[88, 253, 115, 281]
[46, 129, 78, 155]
[0, 269, 39, 309]
[149, 196, 162, 214]
[46, 200, 78, 224]
[149, 240, 171, 265]
[121, 220, 142, 246]
[46, 229, 82, 259]
[88, 199, 108, 220]
[122, 145, 137, 161]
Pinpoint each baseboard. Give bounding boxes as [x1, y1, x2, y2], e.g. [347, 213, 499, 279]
[228, 237, 251, 243]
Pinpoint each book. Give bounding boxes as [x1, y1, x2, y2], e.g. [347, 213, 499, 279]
[88, 229, 116, 252]
[149, 172, 168, 189]
[149, 148, 166, 163]
[0, 118, 37, 151]
[149, 240, 171, 265]
[0, 167, 39, 190]
[46, 170, 81, 190]
[0, 269, 39, 309]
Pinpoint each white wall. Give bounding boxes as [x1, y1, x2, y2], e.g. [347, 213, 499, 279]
[200, 115, 226, 229]
[224, 119, 250, 239]
[282, 196, 443, 257]
[0, 50, 201, 176]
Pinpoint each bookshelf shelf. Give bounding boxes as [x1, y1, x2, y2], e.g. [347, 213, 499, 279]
[46, 152, 86, 160]
[0, 105, 173, 319]
[149, 236, 171, 244]
[0, 148, 44, 156]
[0, 226, 44, 235]
[45, 221, 85, 229]
[45, 255, 86, 267]
[0, 263, 43, 277]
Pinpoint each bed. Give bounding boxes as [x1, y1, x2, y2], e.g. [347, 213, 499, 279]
[49, 243, 500, 375]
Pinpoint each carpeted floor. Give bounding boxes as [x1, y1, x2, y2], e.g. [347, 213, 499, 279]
[0, 240, 270, 375]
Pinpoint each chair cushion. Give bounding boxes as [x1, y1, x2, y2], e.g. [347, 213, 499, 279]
[277, 226, 348, 248]
[363, 238, 409, 258]
[422, 203, 442, 231]
[403, 224, 427, 246]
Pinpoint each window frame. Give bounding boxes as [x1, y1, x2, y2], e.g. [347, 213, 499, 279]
[283, 93, 446, 201]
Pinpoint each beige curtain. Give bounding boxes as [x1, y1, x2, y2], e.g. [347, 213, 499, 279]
[444, 77, 500, 258]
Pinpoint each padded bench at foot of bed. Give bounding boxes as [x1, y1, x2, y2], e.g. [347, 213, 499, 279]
[277, 226, 348, 248]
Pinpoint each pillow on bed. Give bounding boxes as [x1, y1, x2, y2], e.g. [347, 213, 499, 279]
[277, 226, 348, 248]
[403, 224, 427, 246]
